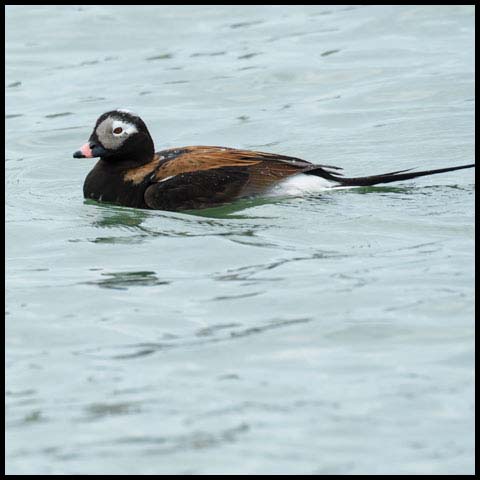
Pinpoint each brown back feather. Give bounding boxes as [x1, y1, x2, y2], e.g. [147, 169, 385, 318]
[153, 146, 311, 188]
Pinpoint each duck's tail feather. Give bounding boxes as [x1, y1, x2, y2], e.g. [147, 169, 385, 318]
[306, 163, 475, 187]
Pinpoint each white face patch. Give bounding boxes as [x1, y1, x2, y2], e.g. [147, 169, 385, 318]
[112, 119, 138, 137]
[95, 116, 139, 150]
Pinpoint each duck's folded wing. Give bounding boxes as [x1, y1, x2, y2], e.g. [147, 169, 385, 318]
[144, 147, 307, 210]
[144, 146, 344, 210]
[155, 146, 343, 178]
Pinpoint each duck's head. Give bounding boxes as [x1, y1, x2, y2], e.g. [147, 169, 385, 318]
[73, 109, 154, 164]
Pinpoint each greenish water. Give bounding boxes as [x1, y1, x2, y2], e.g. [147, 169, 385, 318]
[5, 5, 474, 475]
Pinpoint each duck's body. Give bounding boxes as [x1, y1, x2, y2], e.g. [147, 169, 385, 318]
[83, 144, 344, 210]
[75, 110, 475, 212]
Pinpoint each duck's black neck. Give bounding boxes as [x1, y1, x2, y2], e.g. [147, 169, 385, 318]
[100, 136, 155, 170]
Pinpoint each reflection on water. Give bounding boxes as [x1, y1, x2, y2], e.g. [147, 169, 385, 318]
[86, 200, 152, 229]
[83, 197, 284, 249]
[184, 196, 285, 219]
[85, 271, 169, 290]
[86, 194, 284, 221]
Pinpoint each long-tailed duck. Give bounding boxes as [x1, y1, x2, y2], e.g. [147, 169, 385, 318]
[74, 110, 475, 211]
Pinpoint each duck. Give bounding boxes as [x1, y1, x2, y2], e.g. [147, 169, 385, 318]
[74, 109, 475, 211]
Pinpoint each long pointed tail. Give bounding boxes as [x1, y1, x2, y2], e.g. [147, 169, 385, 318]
[306, 163, 475, 187]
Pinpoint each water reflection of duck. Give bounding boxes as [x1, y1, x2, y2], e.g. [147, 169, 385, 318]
[74, 110, 475, 212]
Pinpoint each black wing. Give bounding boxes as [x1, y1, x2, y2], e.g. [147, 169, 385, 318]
[144, 167, 250, 211]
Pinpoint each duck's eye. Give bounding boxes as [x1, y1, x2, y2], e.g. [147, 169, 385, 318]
[113, 127, 123, 134]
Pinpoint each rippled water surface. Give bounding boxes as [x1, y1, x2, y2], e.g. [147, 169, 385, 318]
[5, 5, 475, 475]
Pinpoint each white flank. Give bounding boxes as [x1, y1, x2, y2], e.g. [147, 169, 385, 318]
[267, 173, 341, 197]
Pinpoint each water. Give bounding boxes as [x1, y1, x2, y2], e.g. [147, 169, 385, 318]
[5, 5, 475, 475]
